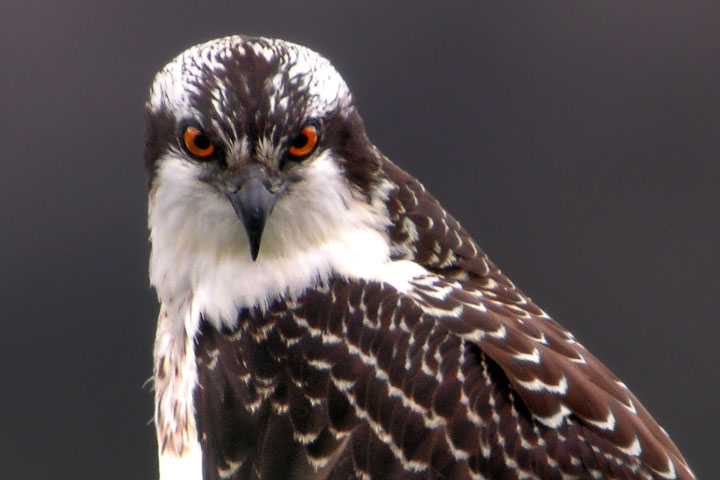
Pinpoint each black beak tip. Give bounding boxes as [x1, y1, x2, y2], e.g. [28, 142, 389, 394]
[239, 212, 268, 262]
[248, 235, 261, 262]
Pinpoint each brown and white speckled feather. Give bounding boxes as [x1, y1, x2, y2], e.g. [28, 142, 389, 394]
[145, 35, 695, 480]
[191, 157, 694, 480]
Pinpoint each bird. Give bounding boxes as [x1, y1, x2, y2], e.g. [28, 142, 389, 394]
[144, 35, 695, 480]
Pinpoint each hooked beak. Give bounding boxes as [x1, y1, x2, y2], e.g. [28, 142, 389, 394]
[224, 166, 278, 261]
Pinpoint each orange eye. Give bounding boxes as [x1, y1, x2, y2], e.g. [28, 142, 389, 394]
[183, 126, 215, 158]
[288, 125, 318, 158]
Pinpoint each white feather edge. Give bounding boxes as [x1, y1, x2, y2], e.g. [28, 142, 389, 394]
[149, 152, 428, 479]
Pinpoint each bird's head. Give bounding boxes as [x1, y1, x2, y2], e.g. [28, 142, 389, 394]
[145, 36, 386, 266]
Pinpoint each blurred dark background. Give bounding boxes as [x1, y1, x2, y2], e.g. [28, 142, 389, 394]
[1, 1, 717, 478]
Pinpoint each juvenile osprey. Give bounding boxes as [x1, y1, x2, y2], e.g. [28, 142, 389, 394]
[145, 36, 695, 480]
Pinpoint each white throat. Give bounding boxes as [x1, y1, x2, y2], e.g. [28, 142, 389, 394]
[148, 152, 426, 331]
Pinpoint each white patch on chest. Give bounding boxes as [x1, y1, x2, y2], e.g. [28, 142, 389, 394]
[149, 152, 426, 329]
[148, 151, 427, 479]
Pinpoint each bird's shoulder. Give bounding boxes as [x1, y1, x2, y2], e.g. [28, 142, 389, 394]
[379, 157, 490, 278]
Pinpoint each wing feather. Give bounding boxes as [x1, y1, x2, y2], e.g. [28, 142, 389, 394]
[383, 158, 694, 479]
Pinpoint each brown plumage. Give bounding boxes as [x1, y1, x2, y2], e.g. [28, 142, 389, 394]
[192, 158, 693, 480]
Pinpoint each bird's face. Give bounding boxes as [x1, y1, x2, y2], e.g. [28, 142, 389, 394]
[145, 37, 395, 316]
[145, 36, 383, 263]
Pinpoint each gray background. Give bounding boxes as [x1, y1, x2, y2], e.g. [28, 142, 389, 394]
[1, 1, 717, 478]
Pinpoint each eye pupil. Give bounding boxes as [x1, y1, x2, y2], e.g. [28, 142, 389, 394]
[291, 133, 308, 149]
[194, 134, 210, 150]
